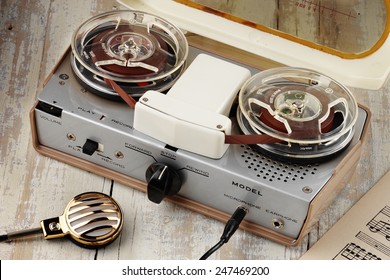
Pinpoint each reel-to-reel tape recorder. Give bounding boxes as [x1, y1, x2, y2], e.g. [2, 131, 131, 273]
[30, 10, 369, 245]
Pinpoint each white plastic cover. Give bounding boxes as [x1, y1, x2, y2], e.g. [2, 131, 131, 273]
[118, 0, 390, 90]
[134, 54, 251, 158]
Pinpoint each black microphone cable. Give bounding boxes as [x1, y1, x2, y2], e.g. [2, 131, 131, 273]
[200, 206, 248, 260]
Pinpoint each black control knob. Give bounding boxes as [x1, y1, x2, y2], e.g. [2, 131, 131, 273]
[145, 163, 182, 204]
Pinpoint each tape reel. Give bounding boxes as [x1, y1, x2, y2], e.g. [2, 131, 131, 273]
[71, 10, 188, 100]
[237, 67, 358, 162]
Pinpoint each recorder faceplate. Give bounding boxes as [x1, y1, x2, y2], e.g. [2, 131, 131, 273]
[32, 46, 369, 244]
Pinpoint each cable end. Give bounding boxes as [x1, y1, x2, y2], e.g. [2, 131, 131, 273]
[200, 206, 248, 260]
[221, 206, 248, 243]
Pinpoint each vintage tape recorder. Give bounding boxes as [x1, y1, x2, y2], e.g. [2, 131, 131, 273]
[30, 1, 390, 245]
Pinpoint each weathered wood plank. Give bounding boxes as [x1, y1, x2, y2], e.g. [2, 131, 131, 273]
[0, 0, 117, 260]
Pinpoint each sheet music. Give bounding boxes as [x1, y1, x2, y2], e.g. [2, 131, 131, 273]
[367, 206, 390, 241]
[334, 242, 381, 260]
[301, 171, 390, 260]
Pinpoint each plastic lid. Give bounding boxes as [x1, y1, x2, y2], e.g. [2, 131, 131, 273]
[118, 0, 390, 90]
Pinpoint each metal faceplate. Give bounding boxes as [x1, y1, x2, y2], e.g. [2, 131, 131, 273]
[33, 48, 367, 239]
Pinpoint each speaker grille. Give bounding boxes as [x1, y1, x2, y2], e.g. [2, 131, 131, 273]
[239, 145, 320, 183]
[65, 193, 123, 241]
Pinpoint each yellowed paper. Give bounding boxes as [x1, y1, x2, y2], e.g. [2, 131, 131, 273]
[301, 171, 390, 260]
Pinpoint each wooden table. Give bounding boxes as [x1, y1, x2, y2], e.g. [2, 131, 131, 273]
[0, 0, 388, 260]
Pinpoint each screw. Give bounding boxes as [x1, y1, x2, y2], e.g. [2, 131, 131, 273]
[67, 133, 76, 141]
[142, 97, 149, 102]
[216, 125, 223, 129]
[59, 74, 69, 80]
[49, 222, 61, 232]
[115, 151, 124, 159]
[302, 186, 313, 193]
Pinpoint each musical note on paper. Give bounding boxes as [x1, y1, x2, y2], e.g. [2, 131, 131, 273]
[300, 171, 390, 260]
[334, 243, 381, 260]
[367, 206, 390, 241]
[356, 231, 390, 257]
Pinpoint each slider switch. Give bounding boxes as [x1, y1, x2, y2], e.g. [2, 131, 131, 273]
[82, 139, 99, 155]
